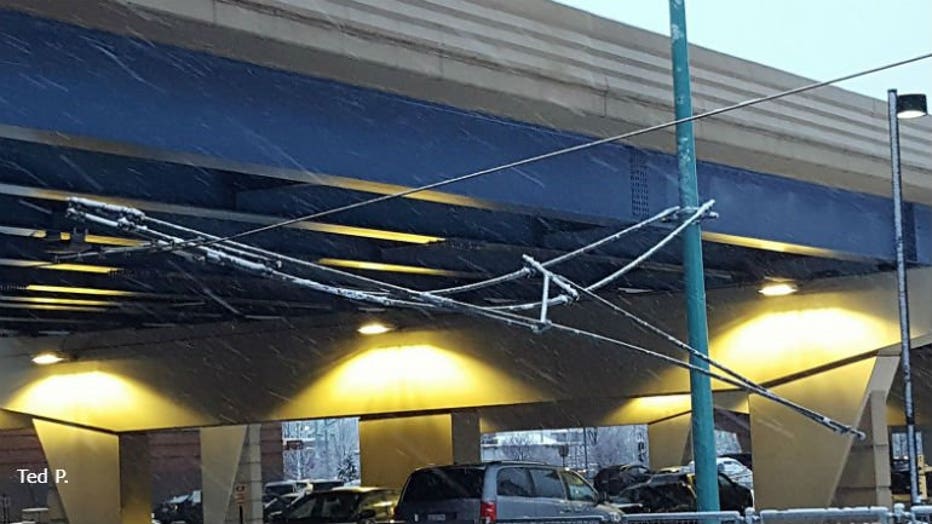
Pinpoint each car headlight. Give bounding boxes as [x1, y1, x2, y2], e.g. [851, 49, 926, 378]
[610, 512, 622, 522]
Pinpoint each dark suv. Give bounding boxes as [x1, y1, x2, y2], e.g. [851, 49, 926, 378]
[613, 471, 753, 513]
[593, 464, 652, 497]
[395, 461, 622, 524]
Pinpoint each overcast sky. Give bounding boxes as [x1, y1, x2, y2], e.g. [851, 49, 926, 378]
[556, 0, 932, 101]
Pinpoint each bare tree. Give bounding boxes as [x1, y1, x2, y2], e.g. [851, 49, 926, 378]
[592, 426, 648, 469]
[501, 433, 538, 462]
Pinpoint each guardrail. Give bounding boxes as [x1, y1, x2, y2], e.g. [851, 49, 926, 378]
[906, 506, 932, 523]
[746, 506, 892, 524]
[497, 517, 612, 524]
[618, 505, 932, 524]
[622, 510, 743, 524]
[399, 506, 932, 524]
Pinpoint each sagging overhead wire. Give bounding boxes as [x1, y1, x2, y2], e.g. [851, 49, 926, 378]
[487, 200, 716, 312]
[66, 197, 685, 305]
[54, 50, 932, 263]
[67, 197, 866, 440]
[521, 257, 864, 438]
[430, 205, 681, 296]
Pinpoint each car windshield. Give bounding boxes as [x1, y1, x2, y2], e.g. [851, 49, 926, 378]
[313, 481, 345, 491]
[402, 468, 484, 501]
[287, 492, 362, 522]
[267, 484, 296, 496]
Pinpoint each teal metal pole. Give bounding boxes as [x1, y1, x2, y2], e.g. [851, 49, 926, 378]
[668, 0, 719, 512]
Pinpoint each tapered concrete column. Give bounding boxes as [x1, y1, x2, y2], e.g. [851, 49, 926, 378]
[231, 424, 264, 524]
[750, 355, 898, 509]
[360, 412, 481, 488]
[34, 420, 152, 524]
[452, 410, 481, 464]
[201, 424, 263, 524]
[647, 413, 692, 469]
[120, 434, 152, 524]
[835, 391, 893, 507]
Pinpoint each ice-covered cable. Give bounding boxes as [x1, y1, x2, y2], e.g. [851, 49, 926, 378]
[65, 198, 681, 303]
[527, 261, 864, 438]
[67, 200, 865, 439]
[487, 200, 714, 312]
[429, 205, 679, 296]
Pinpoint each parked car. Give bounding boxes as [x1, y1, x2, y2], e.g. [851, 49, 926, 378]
[269, 486, 398, 524]
[888, 456, 932, 498]
[394, 461, 622, 524]
[265, 493, 305, 522]
[593, 464, 652, 497]
[614, 471, 752, 513]
[153, 490, 202, 524]
[720, 453, 752, 470]
[683, 457, 753, 490]
[265, 479, 346, 502]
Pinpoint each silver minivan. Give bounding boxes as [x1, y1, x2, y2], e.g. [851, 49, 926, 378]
[395, 462, 622, 524]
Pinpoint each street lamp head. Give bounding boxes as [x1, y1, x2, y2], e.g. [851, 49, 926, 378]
[897, 94, 928, 119]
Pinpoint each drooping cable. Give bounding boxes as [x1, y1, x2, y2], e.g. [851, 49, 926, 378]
[66, 197, 682, 305]
[67, 198, 866, 439]
[487, 200, 715, 312]
[524, 260, 864, 438]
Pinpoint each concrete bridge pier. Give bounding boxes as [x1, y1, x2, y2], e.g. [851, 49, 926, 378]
[200, 424, 264, 524]
[32, 419, 151, 524]
[749, 354, 898, 509]
[359, 411, 481, 489]
[647, 413, 692, 470]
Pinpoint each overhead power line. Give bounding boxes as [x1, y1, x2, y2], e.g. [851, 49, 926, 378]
[67, 197, 866, 439]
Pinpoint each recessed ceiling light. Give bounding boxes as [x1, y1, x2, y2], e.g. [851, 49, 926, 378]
[758, 282, 798, 297]
[357, 322, 393, 335]
[31, 351, 68, 365]
[25, 284, 139, 296]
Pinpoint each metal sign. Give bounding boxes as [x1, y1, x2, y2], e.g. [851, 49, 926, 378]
[284, 439, 304, 450]
[233, 483, 247, 503]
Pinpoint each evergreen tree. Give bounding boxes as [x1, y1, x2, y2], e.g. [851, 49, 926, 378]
[338, 453, 359, 482]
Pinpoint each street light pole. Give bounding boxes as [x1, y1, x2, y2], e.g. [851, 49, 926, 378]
[888, 88, 928, 505]
[668, 0, 719, 511]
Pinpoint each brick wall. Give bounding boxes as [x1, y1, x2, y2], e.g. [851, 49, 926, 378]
[0, 423, 283, 515]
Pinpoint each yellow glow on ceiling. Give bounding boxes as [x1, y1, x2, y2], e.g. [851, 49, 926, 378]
[6, 369, 207, 431]
[25, 284, 140, 297]
[273, 337, 540, 419]
[336, 345, 469, 392]
[0, 302, 106, 313]
[702, 231, 865, 261]
[0, 184, 442, 245]
[0, 295, 113, 307]
[317, 258, 476, 278]
[0, 226, 143, 246]
[300, 224, 440, 244]
[710, 306, 893, 384]
[41, 263, 118, 274]
[20, 372, 131, 411]
[320, 177, 496, 210]
[606, 394, 693, 423]
[0, 259, 118, 274]
[60, 232, 144, 247]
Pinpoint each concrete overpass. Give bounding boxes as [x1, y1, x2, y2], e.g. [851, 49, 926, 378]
[0, 1, 930, 523]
